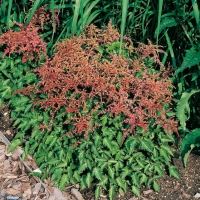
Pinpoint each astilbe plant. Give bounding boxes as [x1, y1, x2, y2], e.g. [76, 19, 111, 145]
[0, 22, 48, 63]
[0, 20, 180, 198]
[18, 22, 178, 140]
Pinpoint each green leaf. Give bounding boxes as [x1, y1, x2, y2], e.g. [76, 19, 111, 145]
[180, 128, 200, 167]
[116, 177, 126, 190]
[176, 90, 200, 130]
[155, 17, 177, 37]
[103, 137, 112, 150]
[160, 144, 174, 156]
[109, 185, 116, 200]
[0, 86, 11, 99]
[78, 163, 88, 173]
[175, 47, 200, 76]
[86, 172, 92, 187]
[8, 139, 22, 152]
[93, 167, 102, 181]
[159, 134, 174, 143]
[51, 168, 63, 182]
[141, 139, 153, 152]
[80, 175, 87, 190]
[45, 135, 54, 144]
[101, 115, 107, 125]
[93, 133, 101, 146]
[117, 132, 123, 146]
[95, 186, 100, 199]
[154, 165, 164, 177]
[169, 166, 180, 179]
[131, 185, 140, 197]
[131, 174, 140, 187]
[125, 137, 138, 154]
[59, 174, 69, 190]
[98, 175, 108, 189]
[159, 148, 170, 162]
[108, 166, 115, 179]
[140, 173, 147, 185]
[102, 126, 114, 136]
[153, 181, 160, 192]
[73, 171, 81, 182]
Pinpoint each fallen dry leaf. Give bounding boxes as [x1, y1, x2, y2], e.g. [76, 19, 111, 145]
[4, 188, 21, 196]
[21, 183, 31, 192]
[1, 173, 17, 179]
[71, 188, 84, 200]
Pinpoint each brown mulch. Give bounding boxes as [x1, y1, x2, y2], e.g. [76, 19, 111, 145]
[1, 104, 200, 200]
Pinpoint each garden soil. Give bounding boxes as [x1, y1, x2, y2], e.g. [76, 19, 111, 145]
[0, 104, 200, 200]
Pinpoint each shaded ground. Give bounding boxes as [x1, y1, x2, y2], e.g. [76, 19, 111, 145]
[1, 104, 200, 200]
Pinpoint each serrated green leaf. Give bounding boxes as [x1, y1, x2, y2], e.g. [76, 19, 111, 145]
[98, 175, 108, 189]
[78, 163, 88, 173]
[67, 166, 73, 179]
[103, 137, 112, 150]
[116, 177, 126, 190]
[153, 181, 160, 192]
[94, 133, 101, 146]
[160, 148, 170, 161]
[131, 174, 140, 187]
[101, 115, 107, 125]
[125, 137, 138, 154]
[109, 185, 116, 200]
[80, 175, 87, 190]
[59, 174, 69, 190]
[8, 139, 22, 152]
[140, 173, 147, 185]
[141, 139, 153, 152]
[154, 165, 164, 177]
[86, 172, 92, 187]
[51, 168, 63, 182]
[108, 166, 115, 179]
[73, 171, 81, 182]
[117, 132, 123, 146]
[47, 159, 60, 165]
[95, 186, 100, 199]
[132, 185, 140, 197]
[160, 134, 174, 143]
[102, 126, 114, 136]
[169, 166, 180, 179]
[160, 144, 174, 156]
[121, 167, 130, 179]
[1, 86, 11, 99]
[93, 167, 102, 181]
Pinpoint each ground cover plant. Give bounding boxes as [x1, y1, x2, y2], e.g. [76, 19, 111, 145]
[0, 12, 181, 198]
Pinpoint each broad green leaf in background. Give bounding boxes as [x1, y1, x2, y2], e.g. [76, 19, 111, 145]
[175, 47, 200, 76]
[180, 128, 200, 167]
[176, 90, 200, 130]
[155, 17, 177, 37]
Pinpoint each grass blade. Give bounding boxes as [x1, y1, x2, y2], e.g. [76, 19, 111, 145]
[25, 0, 41, 25]
[119, 0, 129, 55]
[191, 0, 199, 31]
[164, 30, 176, 69]
[7, 0, 13, 29]
[71, 0, 81, 35]
[156, 0, 163, 45]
